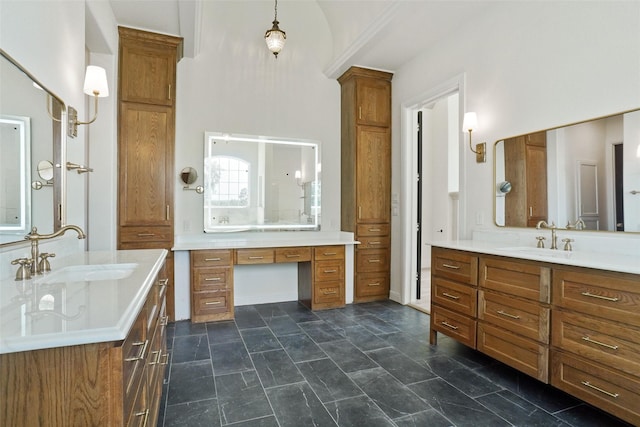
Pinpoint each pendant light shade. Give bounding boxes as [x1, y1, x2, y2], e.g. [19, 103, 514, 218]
[265, 0, 286, 58]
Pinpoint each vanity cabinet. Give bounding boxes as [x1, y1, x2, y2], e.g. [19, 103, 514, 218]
[302, 245, 346, 310]
[339, 66, 393, 303]
[190, 249, 234, 323]
[0, 262, 169, 426]
[550, 267, 640, 425]
[504, 131, 547, 227]
[477, 257, 551, 382]
[117, 27, 182, 321]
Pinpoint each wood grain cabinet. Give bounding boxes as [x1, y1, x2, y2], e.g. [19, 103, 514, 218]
[0, 263, 169, 426]
[477, 256, 551, 382]
[429, 247, 479, 348]
[190, 249, 234, 323]
[117, 27, 182, 321]
[550, 267, 640, 426]
[339, 67, 392, 303]
[303, 245, 346, 310]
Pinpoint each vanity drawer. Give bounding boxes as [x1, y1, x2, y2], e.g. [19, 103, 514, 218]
[275, 246, 311, 263]
[431, 305, 476, 349]
[193, 292, 232, 315]
[314, 281, 344, 305]
[432, 277, 477, 317]
[122, 309, 147, 421]
[314, 246, 345, 261]
[552, 310, 640, 377]
[551, 351, 640, 426]
[432, 247, 478, 286]
[356, 223, 390, 237]
[478, 322, 548, 382]
[126, 377, 148, 427]
[479, 290, 550, 344]
[235, 248, 275, 264]
[355, 272, 389, 298]
[479, 256, 550, 303]
[356, 249, 389, 272]
[358, 235, 390, 249]
[191, 250, 232, 268]
[120, 226, 172, 243]
[192, 268, 231, 292]
[314, 260, 344, 282]
[552, 268, 640, 327]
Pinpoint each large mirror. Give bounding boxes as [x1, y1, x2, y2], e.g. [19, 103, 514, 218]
[203, 132, 321, 232]
[495, 109, 640, 232]
[0, 49, 64, 245]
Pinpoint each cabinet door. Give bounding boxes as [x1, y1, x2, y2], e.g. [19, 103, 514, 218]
[356, 78, 390, 126]
[356, 126, 391, 223]
[120, 43, 176, 106]
[119, 103, 174, 227]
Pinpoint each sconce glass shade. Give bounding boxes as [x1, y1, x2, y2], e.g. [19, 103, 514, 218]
[294, 170, 302, 180]
[265, 21, 286, 57]
[83, 65, 109, 97]
[462, 112, 478, 132]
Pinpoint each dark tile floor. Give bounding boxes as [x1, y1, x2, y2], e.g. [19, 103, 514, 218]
[157, 301, 632, 427]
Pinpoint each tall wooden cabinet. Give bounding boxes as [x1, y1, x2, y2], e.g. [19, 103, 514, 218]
[504, 131, 547, 227]
[338, 67, 392, 303]
[117, 27, 182, 320]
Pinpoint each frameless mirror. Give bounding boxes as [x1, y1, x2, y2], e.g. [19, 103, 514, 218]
[494, 109, 640, 232]
[1, 50, 64, 245]
[203, 132, 321, 232]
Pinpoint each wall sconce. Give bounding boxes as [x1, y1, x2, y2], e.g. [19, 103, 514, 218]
[294, 170, 304, 187]
[68, 65, 109, 138]
[463, 112, 486, 163]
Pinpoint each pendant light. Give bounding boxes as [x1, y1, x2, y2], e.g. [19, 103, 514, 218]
[264, 0, 286, 58]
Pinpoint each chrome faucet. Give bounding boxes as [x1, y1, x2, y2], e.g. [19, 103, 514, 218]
[536, 220, 558, 249]
[25, 225, 86, 275]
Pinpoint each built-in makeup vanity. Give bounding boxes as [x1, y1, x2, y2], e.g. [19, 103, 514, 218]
[429, 240, 640, 426]
[0, 249, 168, 426]
[173, 232, 357, 323]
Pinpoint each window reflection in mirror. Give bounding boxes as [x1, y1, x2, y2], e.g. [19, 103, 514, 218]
[203, 133, 321, 232]
[494, 109, 640, 232]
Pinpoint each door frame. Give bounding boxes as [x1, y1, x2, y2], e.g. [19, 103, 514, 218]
[397, 73, 467, 304]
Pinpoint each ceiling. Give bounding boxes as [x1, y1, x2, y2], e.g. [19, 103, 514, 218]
[108, 0, 492, 78]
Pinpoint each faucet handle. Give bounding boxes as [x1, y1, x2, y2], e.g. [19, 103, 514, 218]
[535, 236, 546, 248]
[562, 238, 574, 251]
[38, 252, 56, 273]
[11, 258, 33, 281]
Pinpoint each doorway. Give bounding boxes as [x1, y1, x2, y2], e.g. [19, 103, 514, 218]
[410, 93, 460, 313]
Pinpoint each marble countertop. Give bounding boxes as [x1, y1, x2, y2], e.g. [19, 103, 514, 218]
[0, 249, 167, 354]
[430, 240, 640, 275]
[173, 231, 358, 251]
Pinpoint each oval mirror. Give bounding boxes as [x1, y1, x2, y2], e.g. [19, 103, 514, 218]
[180, 167, 198, 185]
[37, 160, 54, 182]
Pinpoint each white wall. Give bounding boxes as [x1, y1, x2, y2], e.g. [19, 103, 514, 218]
[391, 1, 640, 302]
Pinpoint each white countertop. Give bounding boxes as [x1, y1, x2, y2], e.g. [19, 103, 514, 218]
[173, 231, 358, 251]
[0, 249, 167, 354]
[430, 240, 640, 275]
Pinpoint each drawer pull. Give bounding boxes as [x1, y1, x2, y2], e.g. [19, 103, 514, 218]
[441, 321, 459, 330]
[124, 340, 148, 362]
[286, 254, 301, 258]
[368, 241, 381, 245]
[368, 259, 381, 263]
[158, 278, 169, 287]
[248, 256, 264, 260]
[205, 277, 222, 281]
[368, 282, 381, 287]
[442, 263, 460, 270]
[134, 408, 149, 426]
[323, 252, 337, 256]
[160, 315, 169, 326]
[323, 290, 338, 295]
[442, 292, 460, 300]
[149, 349, 163, 365]
[582, 336, 619, 350]
[161, 352, 170, 365]
[581, 381, 619, 398]
[497, 310, 521, 320]
[205, 257, 222, 261]
[205, 301, 222, 305]
[324, 269, 338, 273]
[368, 228, 381, 232]
[137, 233, 155, 237]
[581, 292, 619, 302]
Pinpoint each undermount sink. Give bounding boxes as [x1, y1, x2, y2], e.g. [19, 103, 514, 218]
[497, 247, 573, 259]
[35, 263, 138, 284]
